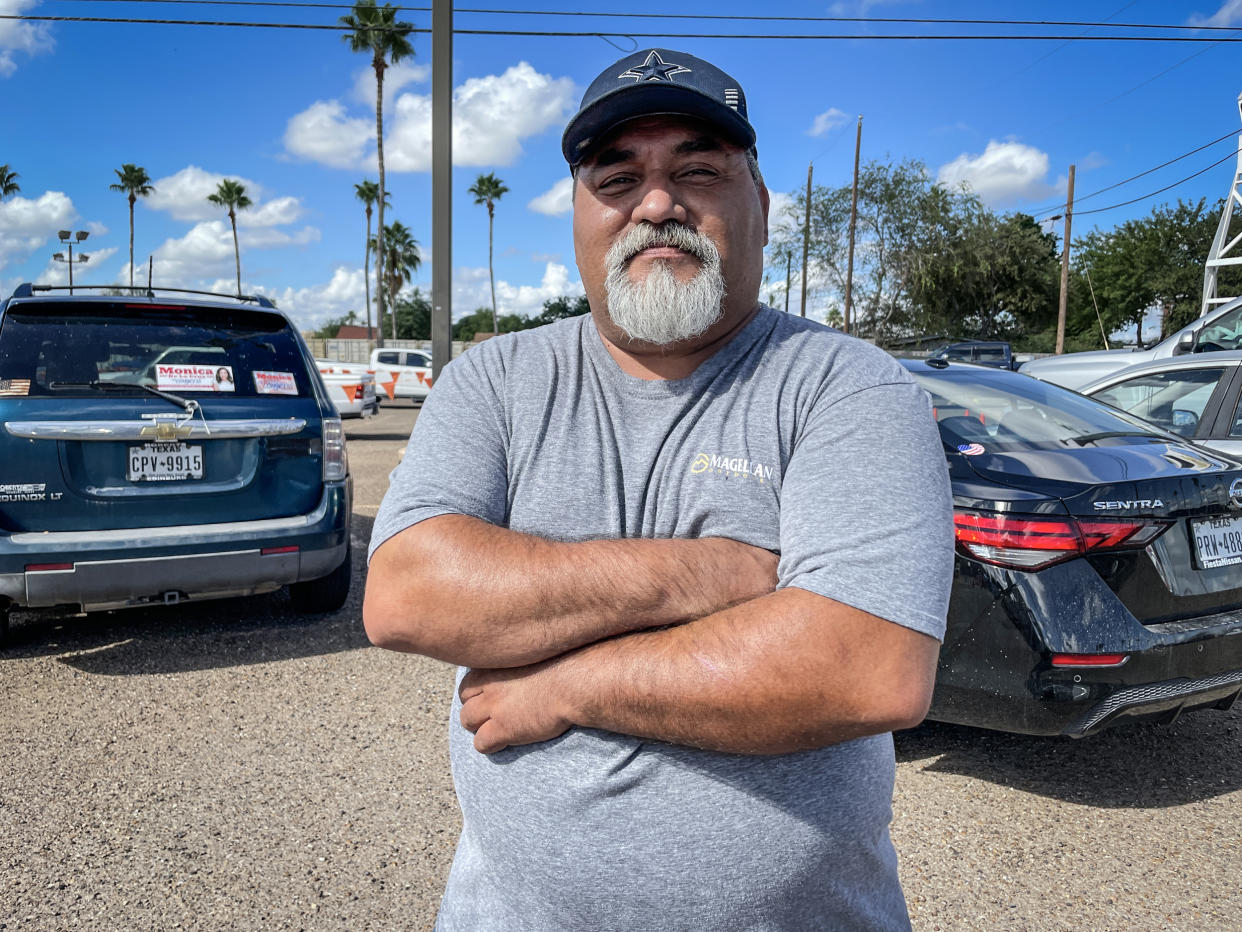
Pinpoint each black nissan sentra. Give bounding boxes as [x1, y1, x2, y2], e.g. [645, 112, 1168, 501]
[904, 358, 1242, 737]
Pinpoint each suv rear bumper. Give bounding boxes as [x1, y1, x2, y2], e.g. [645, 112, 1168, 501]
[0, 481, 350, 612]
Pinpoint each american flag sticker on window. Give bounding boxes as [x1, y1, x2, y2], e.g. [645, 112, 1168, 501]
[0, 379, 31, 397]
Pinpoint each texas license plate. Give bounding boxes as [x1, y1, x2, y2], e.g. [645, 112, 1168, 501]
[1191, 515, 1242, 569]
[127, 442, 204, 481]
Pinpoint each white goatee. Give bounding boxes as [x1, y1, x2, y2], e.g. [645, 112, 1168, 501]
[603, 222, 726, 346]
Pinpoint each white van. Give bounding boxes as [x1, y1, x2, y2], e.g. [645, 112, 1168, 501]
[370, 347, 433, 402]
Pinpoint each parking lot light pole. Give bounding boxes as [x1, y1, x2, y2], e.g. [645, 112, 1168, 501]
[52, 230, 90, 294]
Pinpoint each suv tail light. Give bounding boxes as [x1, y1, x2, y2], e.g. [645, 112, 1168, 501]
[322, 417, 348, 481]
[954, 510, 1171, 570]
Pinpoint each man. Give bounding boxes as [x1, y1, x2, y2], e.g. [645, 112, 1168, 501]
[365, 47, 954, 931]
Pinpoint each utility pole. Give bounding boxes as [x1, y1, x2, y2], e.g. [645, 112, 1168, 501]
[1055, 164, 1076, 355]
[844, 115, 862, 335]
[800, 163, 812, 318]
[430, 0, 452, 379]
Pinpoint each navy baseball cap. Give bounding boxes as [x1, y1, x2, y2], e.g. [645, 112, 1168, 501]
[562, 48, 756, 166]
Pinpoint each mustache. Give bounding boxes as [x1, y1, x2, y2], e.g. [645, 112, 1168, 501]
[608, 222, 717, 266]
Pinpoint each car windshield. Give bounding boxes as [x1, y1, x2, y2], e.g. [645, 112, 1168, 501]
[909, 366, 1175, 450]
[0, 302, 311, 398]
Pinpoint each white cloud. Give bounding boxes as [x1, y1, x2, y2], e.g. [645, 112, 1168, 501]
[350, 61, 429, 109]
[0, 0, 54, 76]
[807, 108, 849, 138]
[144, 166, 304, 229]
[528, 177, 574, 217]
[258, 266, 370, 331]
[283, 101, 375, 169]
[0, 191, 77, 271]
[454, 261, 582, 320]
[937, 140, 1057, 205]
[242, 196, 304, 228]
[1189, 1, 1242, 26]
[147, 166, 269, 222]
[767, 191, 797, 239]
[1079, 151, 1109, 172]
[145, 220, 319, 286]
[284, 62, 577, 172]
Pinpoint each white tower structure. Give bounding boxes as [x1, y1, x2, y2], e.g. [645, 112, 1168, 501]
[1202, 91, 1242, 317]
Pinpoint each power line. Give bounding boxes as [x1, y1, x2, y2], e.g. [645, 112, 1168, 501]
[1024, 128, 1241, 216]
[1037, 148, 1241, 221]
[10, 14, 1242, 40]
[38, 2, 1242, 32]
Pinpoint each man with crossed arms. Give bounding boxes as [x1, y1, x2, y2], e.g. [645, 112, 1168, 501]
[366, 46, 954, 931]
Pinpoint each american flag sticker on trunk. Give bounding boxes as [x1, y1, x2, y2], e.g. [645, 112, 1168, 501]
[0, 379, 31, 396]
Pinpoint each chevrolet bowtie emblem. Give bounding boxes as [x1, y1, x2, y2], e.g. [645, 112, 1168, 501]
[140, 420, 193, 441]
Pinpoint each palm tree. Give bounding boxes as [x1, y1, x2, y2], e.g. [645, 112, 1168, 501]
[341, 1, 414, 348]
[370, 221, 421, 339]
[0, 165, 19, 199]
[354, 179, 390, 346]
[109, 164, 154, 289]
[468, 173, 509, 335]
[207, 179, 252, 295]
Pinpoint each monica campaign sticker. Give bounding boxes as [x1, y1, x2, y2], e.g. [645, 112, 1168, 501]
[253, 370, 298, 395]
[156, 364, 236, 392]
[957, 443, 986, 456]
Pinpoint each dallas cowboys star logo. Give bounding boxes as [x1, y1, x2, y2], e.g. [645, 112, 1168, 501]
[618, 51, 691, 83]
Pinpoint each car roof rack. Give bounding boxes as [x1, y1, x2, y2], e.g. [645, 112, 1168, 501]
[11, 282, 277, 309]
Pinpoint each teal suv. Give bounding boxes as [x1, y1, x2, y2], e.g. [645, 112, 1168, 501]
[0, 285, 352, 644]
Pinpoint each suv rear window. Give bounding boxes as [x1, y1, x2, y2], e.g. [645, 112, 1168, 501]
[0, 302, 312, 398]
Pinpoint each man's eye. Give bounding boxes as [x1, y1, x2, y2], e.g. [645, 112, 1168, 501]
[599, 175, 635, 189]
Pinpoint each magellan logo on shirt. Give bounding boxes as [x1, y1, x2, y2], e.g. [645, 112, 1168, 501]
[691, 452, 774, 483]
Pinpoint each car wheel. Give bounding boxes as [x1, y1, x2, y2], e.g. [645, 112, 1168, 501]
[0, 601, 9, 649]
[289, 545, 352, 614]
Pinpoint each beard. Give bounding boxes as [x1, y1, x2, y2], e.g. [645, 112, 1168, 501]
[602, 222, 727, 346]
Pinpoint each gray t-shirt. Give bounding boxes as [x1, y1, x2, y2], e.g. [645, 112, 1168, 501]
[370, 306, 954, 931]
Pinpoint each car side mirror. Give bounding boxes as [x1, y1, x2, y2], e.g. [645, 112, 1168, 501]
[1176, 330, 1196, 355]
[1171, 409, 1199, 436]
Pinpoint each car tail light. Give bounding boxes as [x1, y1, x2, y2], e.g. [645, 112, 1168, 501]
[954, 510, 1171, 570]
[323, 417, 348, 481]
[352, 384, 364, 400]
[1051, 653, 1128, 667]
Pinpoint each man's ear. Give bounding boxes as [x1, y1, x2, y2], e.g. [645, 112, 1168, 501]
[760, 183, 771, 247]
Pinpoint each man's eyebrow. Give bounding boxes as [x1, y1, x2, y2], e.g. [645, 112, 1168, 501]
[590, 147, 635, 169]
[674, 136, 724, 155]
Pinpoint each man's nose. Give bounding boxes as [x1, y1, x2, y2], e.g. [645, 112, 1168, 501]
[631, 183, 687, 226]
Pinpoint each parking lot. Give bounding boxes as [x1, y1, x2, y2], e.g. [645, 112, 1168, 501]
[3, 402, 1242, 931]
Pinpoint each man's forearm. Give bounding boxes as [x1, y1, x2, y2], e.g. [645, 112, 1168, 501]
[459, 587, 941, 755]
[363, 514, 777, 668]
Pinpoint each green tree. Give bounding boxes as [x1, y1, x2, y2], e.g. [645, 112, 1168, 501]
[371, 220, 421, 337]
[0, 164, 18, 199]
[311, 310, 360, 340]
[354, 179, 390, 344]
[207, 179, 252, 295]
[468, 172, 510, 336]
[393, 287, 433, 339]
[771, 160, 1061, 345]
[531, 294, 591, 327]
[341, 1, 414, 349]
[110, 164, 154, 289]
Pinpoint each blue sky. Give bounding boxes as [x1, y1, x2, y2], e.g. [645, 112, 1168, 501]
[2, 0, 1242, 332]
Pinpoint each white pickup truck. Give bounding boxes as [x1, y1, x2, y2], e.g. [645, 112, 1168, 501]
[314, 358, 378, 418]
[369, 347, 434, 403]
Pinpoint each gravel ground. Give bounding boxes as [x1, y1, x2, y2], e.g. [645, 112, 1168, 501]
[3, 401, 1241, 931]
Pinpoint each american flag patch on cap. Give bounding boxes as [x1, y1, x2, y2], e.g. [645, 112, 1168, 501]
[0, 378, 31, 396]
